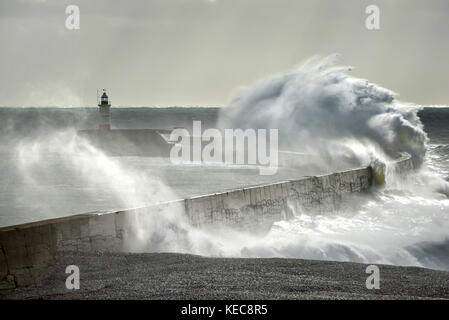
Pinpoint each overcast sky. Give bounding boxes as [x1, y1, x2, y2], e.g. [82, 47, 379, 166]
[0, 0, 448, 107]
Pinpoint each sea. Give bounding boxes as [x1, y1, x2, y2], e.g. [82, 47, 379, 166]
[0, 106, 449, 271]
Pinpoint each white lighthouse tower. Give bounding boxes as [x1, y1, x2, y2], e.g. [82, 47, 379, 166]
[98, 89, 111, 130]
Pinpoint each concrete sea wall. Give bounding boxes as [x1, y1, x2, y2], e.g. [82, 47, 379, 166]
[186, 167, 372, 231]
[0, 153, 414, 289]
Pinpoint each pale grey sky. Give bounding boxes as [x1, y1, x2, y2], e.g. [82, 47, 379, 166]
[0, 0, 448, 106]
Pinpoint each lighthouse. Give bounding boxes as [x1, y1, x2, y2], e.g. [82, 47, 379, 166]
[98, 89, 111, 130]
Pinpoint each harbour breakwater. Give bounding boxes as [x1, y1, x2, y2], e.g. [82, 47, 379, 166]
[0, 153, 413, 289]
